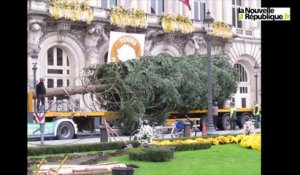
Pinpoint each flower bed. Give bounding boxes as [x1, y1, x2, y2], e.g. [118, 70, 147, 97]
[152, 133, 261, 151]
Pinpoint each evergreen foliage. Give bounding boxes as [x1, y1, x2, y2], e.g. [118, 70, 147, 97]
[84, 55, 238, 133]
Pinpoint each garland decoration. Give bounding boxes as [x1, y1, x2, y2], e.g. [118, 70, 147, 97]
[110, 6, 147, 28]
[212, 21, 233, 38]
[159, 14, 194, 34]
[49, 0, 94, 24]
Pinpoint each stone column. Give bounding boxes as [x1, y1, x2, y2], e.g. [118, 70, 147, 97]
[130, 0, 138, 9]
[178, 0, 184, 15]
[213, 0, 222, 21]
[243, 0, 250, 29]
[222, 0, 232, 25]
[138, 0, 148, 12]
[28, 19, 44, 90]
[173, 0, 179, 14]
[28, 20, 44, 53]
[84, 24, 107, 65]
[165, 0, 173, 14]
[119, 0, 127, 8]
[250, 0, 258, 29]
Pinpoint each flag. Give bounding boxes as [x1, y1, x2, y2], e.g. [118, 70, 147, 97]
[179, 0, 191, 11]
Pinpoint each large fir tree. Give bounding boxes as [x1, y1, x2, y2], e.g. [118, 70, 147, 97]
[84, 55, 238, 133]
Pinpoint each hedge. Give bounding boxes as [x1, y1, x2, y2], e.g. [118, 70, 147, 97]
[129, 147, 172, 162]
[28, 141, 140, 156]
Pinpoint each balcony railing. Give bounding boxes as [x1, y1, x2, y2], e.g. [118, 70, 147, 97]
[28, 0, 205, 31]
[235, 28, 254, 37]
[28, 0, 49, 13]
[28, 0, 260, 38]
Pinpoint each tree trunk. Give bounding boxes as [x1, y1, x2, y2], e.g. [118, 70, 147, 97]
[29, 84, 110, 98]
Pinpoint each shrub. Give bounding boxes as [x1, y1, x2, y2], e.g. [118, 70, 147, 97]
[129, 147, 172, 162]
[28, 141, 140, 156]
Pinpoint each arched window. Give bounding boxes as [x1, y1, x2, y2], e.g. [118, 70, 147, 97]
[233, 63, 249, 108]
[234, 63, 248, 82]
[45, 46, 72, 110]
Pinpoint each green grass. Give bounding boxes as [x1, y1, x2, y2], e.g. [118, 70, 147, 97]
[107, 144, 260, 175]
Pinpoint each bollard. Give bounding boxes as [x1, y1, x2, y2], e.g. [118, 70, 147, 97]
[99, 125, 108, 142]
[40, 123, 45, 145]
[202, 122, 207, 136]
[183, 122, 191, 137]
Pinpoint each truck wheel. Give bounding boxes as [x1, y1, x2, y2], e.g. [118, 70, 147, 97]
[221, 114, 231, 130]
[56, 122, 75, 140]
[238, 114, 251, 129]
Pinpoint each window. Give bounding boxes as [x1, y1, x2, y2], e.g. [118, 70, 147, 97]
[101, 0, 117, 9]
[45, 46, 72, 109]
[104, 53, 108, 63]
[193, 0, 206, 20]
[241, 98, 246, 108]
[239, 87, 248, 94]
[233, 63, 250, 108]
[232, 0, 242, 28]
[48, 47, 53, 65]
[151, 0, 164, 15]
[234, 64, 248, 82]
[47, 79, 54, 88]
[57, 48, 63, 66]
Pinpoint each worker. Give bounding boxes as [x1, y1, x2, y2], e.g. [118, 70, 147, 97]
[230, 102, 237, 130]
[253, 101, 261, 128]
[36, 78, 46, 112]
[212, 101, 219, 130]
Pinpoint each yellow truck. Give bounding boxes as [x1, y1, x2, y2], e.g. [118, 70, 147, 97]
[28, 90, 254, 140]
[168, 108, 254, 130]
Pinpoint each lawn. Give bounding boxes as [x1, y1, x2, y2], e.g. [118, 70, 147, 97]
[107, 144, 260, 175]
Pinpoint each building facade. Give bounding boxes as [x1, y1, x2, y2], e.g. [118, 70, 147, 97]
[27, 0, 261, 109]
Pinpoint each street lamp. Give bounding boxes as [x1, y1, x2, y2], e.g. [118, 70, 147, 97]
[254, 63, 260, 103]
[31, 51, 45, 145]
[32, 51, 38, 111]
[203, 11, 215, 134]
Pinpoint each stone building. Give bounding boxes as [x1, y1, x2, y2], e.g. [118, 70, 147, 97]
[27, 0, 261, 109]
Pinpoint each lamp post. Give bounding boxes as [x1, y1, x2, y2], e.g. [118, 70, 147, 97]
[254, 63, 260, 103]
[203, 11, 215, 134]
[32, 51, 38, 111]
[31, 51, 45, 145]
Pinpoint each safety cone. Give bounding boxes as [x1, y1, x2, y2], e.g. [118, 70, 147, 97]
[202, 122, 207, 136]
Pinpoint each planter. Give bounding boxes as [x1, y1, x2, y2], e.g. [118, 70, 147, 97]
[112, 167, 135, 175]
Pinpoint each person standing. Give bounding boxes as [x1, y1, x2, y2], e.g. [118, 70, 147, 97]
[230, 102, 237, 130]
[36, 78, 46, 112]
[212, 101, 219, 130]
[253, 102, 261, 128]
